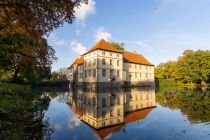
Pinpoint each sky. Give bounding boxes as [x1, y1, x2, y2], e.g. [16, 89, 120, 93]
[47, 0, 210, 71]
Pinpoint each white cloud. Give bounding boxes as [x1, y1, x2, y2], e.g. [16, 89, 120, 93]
[94, 27, 112, 42]
[74, 0, 96, 24]
[70, 40, 87, 55]
[68, 114, 81, 129]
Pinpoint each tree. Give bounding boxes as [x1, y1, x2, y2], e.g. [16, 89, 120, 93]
[155, 61, 178, 79]
[111, 42, 125, 50]
[0, 0, 87, 37]
[51, 71, 59, 80]
[0, 34, 57, 83]
[154, 63, 164, 79]
[176, 50, 210, 84]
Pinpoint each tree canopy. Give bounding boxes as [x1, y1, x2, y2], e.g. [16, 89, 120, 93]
[111, 42, 125, 50]
[155, 50, 210, 84]
[0, 0, 87, 37]
[0, 34, 57, 83]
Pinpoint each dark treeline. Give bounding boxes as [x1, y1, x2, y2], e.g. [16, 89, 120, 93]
[155, 50, 210, 85]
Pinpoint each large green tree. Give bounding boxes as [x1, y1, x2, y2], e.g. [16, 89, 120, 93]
[155, 61, 178, 79]
[0, 34, 57, 82]
[177, 50, 210, 84]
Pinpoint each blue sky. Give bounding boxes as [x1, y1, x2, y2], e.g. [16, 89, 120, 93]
[47, 0, 210, 71]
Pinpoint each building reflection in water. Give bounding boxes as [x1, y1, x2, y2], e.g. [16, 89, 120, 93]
[67, 87, 156, 139]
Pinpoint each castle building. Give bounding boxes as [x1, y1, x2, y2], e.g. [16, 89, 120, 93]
[67, 39, 154, 87]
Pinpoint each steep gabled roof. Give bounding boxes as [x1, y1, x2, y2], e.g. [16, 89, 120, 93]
[69, 39, 154, 67]
[69, 56, 84, 68]
[84, 39, 123, 54]
[123, 51, 154, 66]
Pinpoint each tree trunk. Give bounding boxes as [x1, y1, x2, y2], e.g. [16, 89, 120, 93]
[12, 69, 19, 83]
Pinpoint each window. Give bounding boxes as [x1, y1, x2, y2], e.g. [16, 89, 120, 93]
[93, 59, 96, 65]
[129, 63, 132, 68]
[102, 58, 106, 65]
[109, 52, 112, 56]
[102, 98, 106, 107]
[117, 70, 119, 77]
[102, 69, 106, 77]
[93, 98, 96, 106]
[102, 122, 106, 126]
[93, 70, 96, 77]
[145, 73, 148, 78]
[85, 62, 87, 68]
[129, 73, 132, 78]
[85, 71, 87, 78]
[139, 65, 141, 69]
[110, 70, 113, 78]
[110, 59, 113, 66]
[89, 70, 91, 77]
[89, 53, 91, 57]
[93, 51, 96, 55]
[117, 53, 120, 57]
[135, 73, 137, 78]
[117, 60, 120, 66]
[135, 64, 137, 68]
[102, 51, 105, 55]
[140, 73, 141, 78]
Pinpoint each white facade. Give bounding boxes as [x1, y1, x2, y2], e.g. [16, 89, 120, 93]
[67, 40, 155, 87]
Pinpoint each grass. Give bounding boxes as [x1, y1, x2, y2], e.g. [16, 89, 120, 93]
[0, 83, 32, 95]
[156, 79, 210, 87]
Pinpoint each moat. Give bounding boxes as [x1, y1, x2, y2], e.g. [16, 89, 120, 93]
[1, 86, 210, 140]
[42, 86, 210, 140]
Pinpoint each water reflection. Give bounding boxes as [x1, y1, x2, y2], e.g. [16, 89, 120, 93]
[67, 87, 156, 138]
[156, 86, 210, 123]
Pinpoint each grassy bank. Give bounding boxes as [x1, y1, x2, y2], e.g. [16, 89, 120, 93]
[156, 79, 210, 87]
[0, 83, 32, 95]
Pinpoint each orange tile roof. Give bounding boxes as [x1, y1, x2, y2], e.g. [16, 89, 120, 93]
[92, 124, 123, 139]
[124, 108, 154, 124]
[123, 51, 154, 66]
[69, 56, 84, 68]
[76, 56, 83, 65]
[72, 107, 83, 116]
[69, 39, 154, 67]
[85, 39, 123, 54]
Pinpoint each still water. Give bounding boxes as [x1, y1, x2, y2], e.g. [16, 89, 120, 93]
[42, 86, 210, 140]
